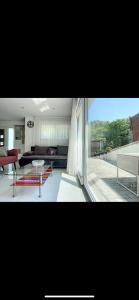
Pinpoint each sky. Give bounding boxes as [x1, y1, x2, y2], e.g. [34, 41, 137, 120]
[89, 98, 139, 122]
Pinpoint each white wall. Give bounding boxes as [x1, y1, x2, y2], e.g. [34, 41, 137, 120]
[25, 117, 35, 152]
[105, 141, 139, 164]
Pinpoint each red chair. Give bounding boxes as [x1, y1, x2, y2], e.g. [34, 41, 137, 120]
[0, 149, 18, 170]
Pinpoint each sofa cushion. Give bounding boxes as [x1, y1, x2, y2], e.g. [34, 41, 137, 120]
[57, 146, 68, 155]
[35, 146, 48, 155]
[0, 148, 7, 157]
[0, 156, 17, 165]
[20, 155, 67, 160]
[23, 151, 34, 156]
[7, 149, 18, 157]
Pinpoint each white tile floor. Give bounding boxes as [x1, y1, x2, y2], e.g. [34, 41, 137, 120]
[0, 169, 86, 202]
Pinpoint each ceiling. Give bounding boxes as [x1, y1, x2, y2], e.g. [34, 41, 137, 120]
[0, 98, 73, 121]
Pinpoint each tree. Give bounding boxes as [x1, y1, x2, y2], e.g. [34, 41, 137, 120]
[90, 118, 133, 153]
[106, 119, 131, 148]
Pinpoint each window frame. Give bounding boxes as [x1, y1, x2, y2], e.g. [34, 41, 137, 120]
[76, 98, 85, 185]
[83, 98, 97, 202]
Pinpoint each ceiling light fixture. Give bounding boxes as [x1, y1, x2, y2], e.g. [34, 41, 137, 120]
[32, 98, 47, 105]
[40, 105, 50, 112]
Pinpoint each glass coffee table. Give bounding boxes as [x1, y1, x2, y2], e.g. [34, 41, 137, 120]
[4, 163, 53, 198]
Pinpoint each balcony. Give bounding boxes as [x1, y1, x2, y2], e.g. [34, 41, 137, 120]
[87, 157, 139, 202]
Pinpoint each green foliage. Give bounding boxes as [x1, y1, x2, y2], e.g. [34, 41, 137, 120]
[106, 119, 131, 148]
[106, 147, 113, 152]
[90, 118, 133, 151]
[90, 120, 109, 141]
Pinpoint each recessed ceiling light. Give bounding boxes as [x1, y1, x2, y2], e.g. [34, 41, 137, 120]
[40, 105, 50, 112]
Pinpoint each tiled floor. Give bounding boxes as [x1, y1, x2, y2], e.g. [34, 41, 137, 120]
[0, 168, 86, 202]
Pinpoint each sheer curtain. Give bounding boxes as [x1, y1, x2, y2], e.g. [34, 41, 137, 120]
[67, 99, 78, 175]
[34, 118, 70, 146]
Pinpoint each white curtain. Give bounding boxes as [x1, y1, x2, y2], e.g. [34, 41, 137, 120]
[67, 99, 78, 175]
[34, 118, 70, 146]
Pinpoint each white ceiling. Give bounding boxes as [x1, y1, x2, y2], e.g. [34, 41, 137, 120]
[0, 98, 73, 121]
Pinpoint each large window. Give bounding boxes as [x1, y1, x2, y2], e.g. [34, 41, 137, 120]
[84, 98, 139, 202]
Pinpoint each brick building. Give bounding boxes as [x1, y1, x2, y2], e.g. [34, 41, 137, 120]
[130, 113, 139, 141]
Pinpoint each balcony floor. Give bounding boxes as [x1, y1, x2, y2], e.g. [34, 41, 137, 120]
[87, 158, 139, 202]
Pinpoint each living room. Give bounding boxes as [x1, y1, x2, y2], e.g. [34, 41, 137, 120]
[0, 98, 87, 202]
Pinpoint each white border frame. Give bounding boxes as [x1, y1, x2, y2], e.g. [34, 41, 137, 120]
[44, 296, 95, 299]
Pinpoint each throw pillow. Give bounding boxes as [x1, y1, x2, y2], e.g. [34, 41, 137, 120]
[35, 146, 48, 155]
[0, 148, 7, 157]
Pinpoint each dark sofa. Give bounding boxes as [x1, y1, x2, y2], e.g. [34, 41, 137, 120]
[19, 145, 68, 168]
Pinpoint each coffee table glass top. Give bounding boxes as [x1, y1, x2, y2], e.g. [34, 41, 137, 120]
[4, 164, 51, 176]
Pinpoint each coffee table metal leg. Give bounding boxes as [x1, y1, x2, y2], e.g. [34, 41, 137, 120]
[39, 174, 42, 198]
[51, 161, 53, 176]
[13, 171, 16, 197]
